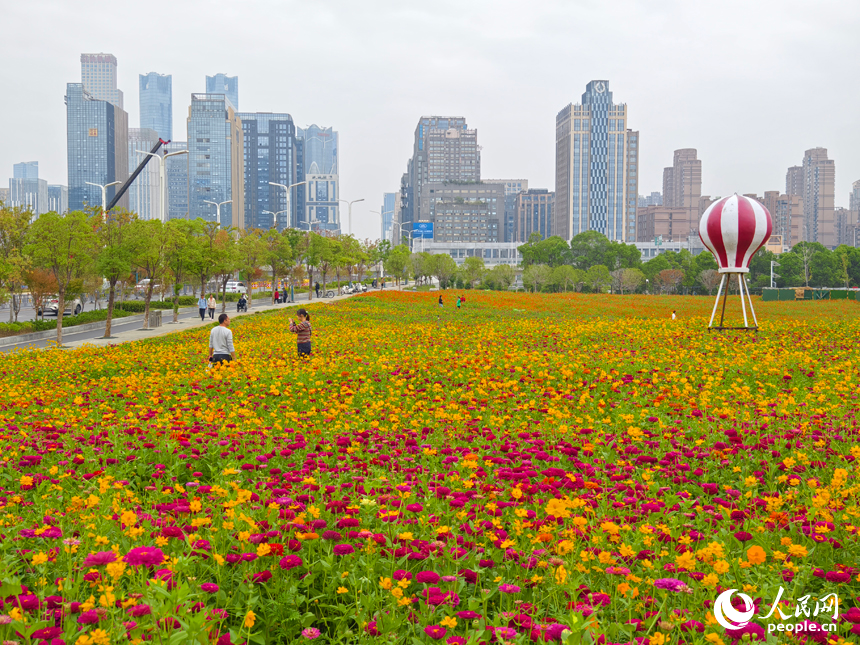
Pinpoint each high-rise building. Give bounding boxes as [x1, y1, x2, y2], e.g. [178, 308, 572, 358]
[835, 207, 857, 247]
[381, 192, 397, 242]
[786, 166, 804, 200]
[515, 189, 554, 242]
[127, 128, 161, 221]
[298, 125, 338, 228]
[65, 83, 129, 211]
[237, 112, 303, 231]
[484, 179, 528, 242]
[421, 182, 504, 244]
[775, 194, 804, 248]
[801, 148, 836, 247]
[13, 162, 39, 179]
[401, 117, 480, 229]
[555, 80, 638, 242]
[205, 74, 238, 111]
[80, 53, 123, 109]
[48, 185, 68, 213]
[165, 141, 188, 220]
[298, 125, 338, 175]
[636, 206, 693, 243]
[0, 188, 8, 205]
[139, 73, 172, 141]
[187, 93, 244, 228]
[9, 163, 48, 216]
[850, 179, 860, 212]
[662, 149, 701, 236]
[763, 191, 779, 219]
[305, 171, 339, 231]
[638, 192, 662, 208]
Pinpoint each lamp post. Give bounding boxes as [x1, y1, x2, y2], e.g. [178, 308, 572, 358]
[392, 222, 413, 247]
[135, 149, 188, 221]
[269, 181, 308, 229]
[337, 198, 364, 235]
[770, 261, 781, 288]
[85, 180, 122, 212]
[204, 200, 232, 227]
[262, 210, 289, 229]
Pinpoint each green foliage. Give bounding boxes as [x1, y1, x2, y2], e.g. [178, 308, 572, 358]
[0, 307, 135, 338]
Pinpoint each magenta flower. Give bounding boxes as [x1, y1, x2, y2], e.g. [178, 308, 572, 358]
[333, 544, 354, 556]
[123, 546, 165, 567]
[201, 583, 219, 593]
[127, 604, 152, 617]
[424, 625, 447, 640]
[417, 571, 440, 584]
[654, 578, 690, 593]
[499, 583, 521, 594]
[302, 627, 321, 639]
[279, 555, 303, 570]
[83, 551, 117, 567]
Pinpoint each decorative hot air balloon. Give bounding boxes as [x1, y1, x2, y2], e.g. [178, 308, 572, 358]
[698, 194, 773, 330]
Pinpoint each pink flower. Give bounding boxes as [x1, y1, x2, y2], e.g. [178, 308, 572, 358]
[333, 544, 354, 556]
[279, 555, 303, 570]
[302, 627, 321, 639]
[424, 625, 447, 640]
[83, 551, 116, 567]
[499, 583, 521, 594]
[201, 583, 219, 593]
[123, 546, 165, 567]
[127, 604, 152, 617]
[417, 571, 440, 584]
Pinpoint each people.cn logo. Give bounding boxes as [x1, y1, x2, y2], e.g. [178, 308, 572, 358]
[714, 589, 756, 629]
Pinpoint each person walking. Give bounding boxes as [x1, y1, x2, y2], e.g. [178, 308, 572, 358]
[207, 294, 216, 320]
[671, 310, 677, 320]
[197, 294, 207, 321]
[288, 308, 312, 357]
[315, 282, 321, 298]
[208, 313, 236, 366]
[438, 294, 443, 308]
[274, 288, 280, 304]
[457, 295, 461, 310]
[461, 295, 466, 307]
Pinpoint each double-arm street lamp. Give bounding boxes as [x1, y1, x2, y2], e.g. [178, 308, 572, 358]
[135, 148, 189, 221]
[85, 181, 122, 212]
[337, 198, 364, 235]
[204, 199, 232, 226]
[269, 181, 308, 229]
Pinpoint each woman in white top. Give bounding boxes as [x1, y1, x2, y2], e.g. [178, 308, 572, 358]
[207, 295, 217, 320]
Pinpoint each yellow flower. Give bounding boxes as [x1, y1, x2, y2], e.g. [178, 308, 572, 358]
[713, 560, 730, 574]
[9, 607, 23, 621]
[90, 629, 111, 645]
[441, 616, 457, 628]
[555, 565, 568, 585]
[675, 552, 696, 571]
[391, 587, 404, 599]
[244, 610, 256, 628]
[31, 551, 49, 566]
[337, 586, 348, 594]
[650, 634, 666, 645]
[702, 573, 719, 588]
[256, 543, 271, 557]
[398, 532, 414, 541]
[788, 544, 808, 558]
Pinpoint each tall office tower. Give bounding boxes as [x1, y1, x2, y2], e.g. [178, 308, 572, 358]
[515, 189, 554, 242]
[237, 113, 302, 231]
[13, 162, 39, 179]
[0, 188, 8, 204]
[165, 141, 188, 220]
[484, 179, 528, 242]
[763, 191, 779, 219]
[80, 53, 123, 109]
[298, 125, 338, 175]
[48, 185, 68, 213]
[127, 128, 161, 220]
[305, 171, 339, 232]
[139, 73, 172, 141]
[297, 125, 336, 225]
[850, 179, 860, 212]
[65, 83, 129, 211]
[786, 165, 804, 199]
[381, 192, 397, 241]
[555, 81, 639, 242]
[187, 94, 244, 229]
[205, 74, 238, 110]
[421, 182, 504, 243]
[835, 207, 858, 247]
[8, 162, 48, 215]
[800, 148, 836, 247]
[402, 117, 480, 229]
[775, 194, 804, 247]
[661, 148, 701, 236]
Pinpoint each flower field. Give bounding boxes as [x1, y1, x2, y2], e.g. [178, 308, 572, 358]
[0, 291, 858, 645]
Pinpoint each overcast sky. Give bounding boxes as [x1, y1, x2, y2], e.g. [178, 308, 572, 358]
[3, 0, 859, 239]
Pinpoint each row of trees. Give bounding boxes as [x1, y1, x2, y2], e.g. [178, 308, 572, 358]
[0, 205, 390, 344]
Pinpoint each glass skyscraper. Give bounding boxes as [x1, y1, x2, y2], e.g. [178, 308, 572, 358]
[555, 80, 639, 242]
[9, 162, 48, 216]
[205, 74, 238, 111]
[165, 141, 188, 220]
[382, 192, 396, 241]
[65, 83, 129, 211]
[236, 113, 303, 231]
[48, 185, 68, 214]
[297, 125, 338, 175]
[80, 53, 123, 109]
[13, 162, 39, 179]
[139, 73, 172, 141]
[128, 128, 161, 220]
[187, 94, 244, 228]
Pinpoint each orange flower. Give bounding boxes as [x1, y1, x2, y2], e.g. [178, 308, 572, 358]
[747, 546, 766, 565]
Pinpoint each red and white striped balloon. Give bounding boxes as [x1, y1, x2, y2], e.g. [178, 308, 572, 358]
[698, 195, 773, 273]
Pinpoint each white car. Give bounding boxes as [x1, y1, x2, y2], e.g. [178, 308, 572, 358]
[224, 281, 247, 294]
[38, 296, 84, 317]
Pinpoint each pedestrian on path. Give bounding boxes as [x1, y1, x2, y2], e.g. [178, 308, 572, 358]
[289, 308, 312, 357]
[208, 313, 235, 366]
[197, 295, 207, 321]
[315, 282, 321, 298]
[274, 289, 280, 304]
[207, 295, 216, 319]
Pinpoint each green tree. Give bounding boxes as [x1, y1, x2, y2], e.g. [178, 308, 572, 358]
[368, 239, 392, 282]
[809, 249, 838, 288]
[384, 244, 411, 285]
[620, 268, 646, 294]
[550, 265, 577, 292]
[604, 240, 641, 271]
[517, 232, 544, 268]
[213, 229, 241, 312]
[133, 219, 174, 329]
[486, 264, 516, 291]
[236, 227, 264, 309]
[523, 263, 551, 292]
[164, 218, 201, 322]
[585, 264, 611, 293]
[642, 254, 671, 282]
[25, 210, 97, 345]
[461, 256, 486, 287]
[570, 231, 611, 270]
[263, 228, 294, 303]
[188, 221, 221, 299]
[429, 253, 458, 289]
[0, 204, 33, 322]
[94, 208, 142, 336]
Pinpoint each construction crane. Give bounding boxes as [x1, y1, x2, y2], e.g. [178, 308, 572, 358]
[104, 138, 169, 212]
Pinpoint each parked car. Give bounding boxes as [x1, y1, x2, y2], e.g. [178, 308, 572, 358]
[38, 296, 84, 317]
[134, 279, 160, 294]
[224, 281, 247, 294]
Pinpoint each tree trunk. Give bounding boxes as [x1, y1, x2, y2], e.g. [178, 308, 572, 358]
[221, 277, 229, 313]
[105, 281, 117, 337]
[307, 266, 314, 301]
[335, 266, 341, 294]
[143, 284, 154, 330]
[172, 283, 181, 323]
[8, 295, 12, 323]
[56, 289, 65, 346]
[271, 269, 278, 305]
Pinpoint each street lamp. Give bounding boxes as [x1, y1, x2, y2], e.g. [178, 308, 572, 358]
[135, 149, 188, 221]
[85, 180, 122, 212]
[337, 198, 365, 235]
[204, 200, 232, 226]
[269, 181, 308, 229]
[262, 210, 289, 228]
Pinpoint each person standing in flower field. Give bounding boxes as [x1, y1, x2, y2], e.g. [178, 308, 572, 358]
[207, 294, 216, 319]
[457, 295, 461, 310]
[208, 313, 235, 366]
[438, 295, 443, 308]
[672, 310, 677, 320]
[289, 308, 312, 357]
[197, 294, 207, 321]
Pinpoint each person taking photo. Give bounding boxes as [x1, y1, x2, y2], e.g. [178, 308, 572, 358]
[288, 308, 312, 357]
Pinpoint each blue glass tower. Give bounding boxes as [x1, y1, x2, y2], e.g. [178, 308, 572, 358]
[65, 83, 129, 211]
[205, 74, 238, 111]
[139, 73, 172, 141]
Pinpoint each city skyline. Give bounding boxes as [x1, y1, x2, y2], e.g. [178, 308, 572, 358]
[2, 0, 860, 241]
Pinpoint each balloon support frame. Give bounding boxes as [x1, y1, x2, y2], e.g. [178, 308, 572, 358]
[708, 272, 758, 332]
